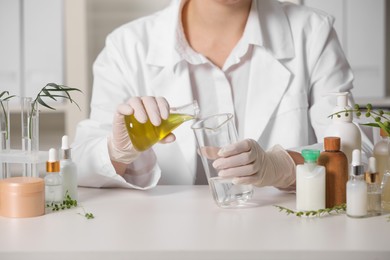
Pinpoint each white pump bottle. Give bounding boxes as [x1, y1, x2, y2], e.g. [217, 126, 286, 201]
[325, 92, 361, 165]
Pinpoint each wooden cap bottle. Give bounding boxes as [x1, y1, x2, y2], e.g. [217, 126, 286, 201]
[324, 136, 340, 151]
[318, 137, 349, 208]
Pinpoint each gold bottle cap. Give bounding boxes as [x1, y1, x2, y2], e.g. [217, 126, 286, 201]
[46, 161, 60, 173]
[365, 157, 380, 184]
[46, 148, 60, 173]
[365, 172, 379, 184]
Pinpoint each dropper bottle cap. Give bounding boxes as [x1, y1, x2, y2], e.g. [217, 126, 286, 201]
[61, 135, 72, 160]
[350, 149, 364, 176]
[365, 157, 379, 184]
[47, 148, 60, 173]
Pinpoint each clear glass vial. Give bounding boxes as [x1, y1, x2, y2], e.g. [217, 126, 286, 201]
[373, 128, 389, 182]
[365, 157, 382, 216]
[44, 148, 63, 204]
[381, 170, 390, 212]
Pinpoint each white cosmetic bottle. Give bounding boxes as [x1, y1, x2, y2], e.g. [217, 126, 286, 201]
[346, 149, 367, 218]
[60, 135, 78, 200]
[296, 149, 326, 211]
[325, 92, 361, 165]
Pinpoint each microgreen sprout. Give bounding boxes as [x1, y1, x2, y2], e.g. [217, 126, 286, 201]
[274, 204, 347, 217]
[46, 191, 94, 220]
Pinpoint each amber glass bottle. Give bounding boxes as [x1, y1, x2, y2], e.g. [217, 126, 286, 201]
[318, 137, 349, 208]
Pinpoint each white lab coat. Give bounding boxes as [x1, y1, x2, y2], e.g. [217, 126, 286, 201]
[73, 0, 370, 189]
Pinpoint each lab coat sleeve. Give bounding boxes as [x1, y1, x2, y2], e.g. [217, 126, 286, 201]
[72, 119, 161, 189]
[307, 15, 353, 138]
[306, 14, 373, 155]
[72, 29, 161, 189]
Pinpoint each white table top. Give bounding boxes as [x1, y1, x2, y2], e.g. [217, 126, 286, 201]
[0, 185, 389, 260]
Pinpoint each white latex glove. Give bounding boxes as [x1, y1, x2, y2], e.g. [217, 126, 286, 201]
[108, 96, 175, 164]
[212, 139, 296, 189]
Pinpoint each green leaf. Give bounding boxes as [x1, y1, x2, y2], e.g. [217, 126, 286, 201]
[0, 91, 8, 99]
[42, 89, 57, 100]
[37, 96, 56, 110]
[360, 123, 380, 128]
[0, 91, 15, 101]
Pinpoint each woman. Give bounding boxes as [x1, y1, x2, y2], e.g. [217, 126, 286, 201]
[73, 0, 367, 189]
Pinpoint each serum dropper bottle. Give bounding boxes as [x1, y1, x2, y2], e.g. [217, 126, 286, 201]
[60, 135, 78, 200]
[365, 157, 382, 216]
[346, 149, 367, 218]
[44, 148, 63, 204]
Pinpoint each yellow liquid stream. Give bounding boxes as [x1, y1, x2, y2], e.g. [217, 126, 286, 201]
[124, 113, 194, 152]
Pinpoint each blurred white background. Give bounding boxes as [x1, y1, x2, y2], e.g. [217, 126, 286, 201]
[0, 0, 388, 149]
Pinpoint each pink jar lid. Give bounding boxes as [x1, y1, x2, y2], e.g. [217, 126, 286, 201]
[0, 177, 44, 194]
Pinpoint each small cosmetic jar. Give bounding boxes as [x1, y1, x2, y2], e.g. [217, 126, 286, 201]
[0, 177, 45, 218]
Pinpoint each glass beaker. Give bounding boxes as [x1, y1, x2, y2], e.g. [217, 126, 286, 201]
[124, 100, 199, 152]
[191, 113, 254, 208]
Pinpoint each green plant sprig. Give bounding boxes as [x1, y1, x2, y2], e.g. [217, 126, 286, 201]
[0, 91, 16, 140]
[32, 83, 82, 112]
[0, 91, 15, 102]
[78, 209, 95, 220]
[46, 192, 94, 220]
[274, 204, 347, 217]
[46, 193, 78, 211]
[28, 83, 82, 139]
[329, 103, 390, 136]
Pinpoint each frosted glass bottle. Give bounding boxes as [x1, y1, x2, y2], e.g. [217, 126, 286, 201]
[373, 128, 389, 182]
[365, 157, 382, 216]
[325, 92, 361, 166]
[60, 135, 78, 200]
[381, 171, 390, 212]
[347, 149, 367, 218]
[296, 149, 326, 211]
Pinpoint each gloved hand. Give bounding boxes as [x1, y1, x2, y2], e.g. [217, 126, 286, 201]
[108, 96, 175, 164]
[212, 139, 296, 189]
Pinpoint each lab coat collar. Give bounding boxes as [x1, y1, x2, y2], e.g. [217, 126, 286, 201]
[145, 0, 188, 69]
[146, 0, 295, 68]
[256, 0, 295, 59]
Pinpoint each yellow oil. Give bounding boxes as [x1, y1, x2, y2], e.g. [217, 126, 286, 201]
[124, 113, 194, 151]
